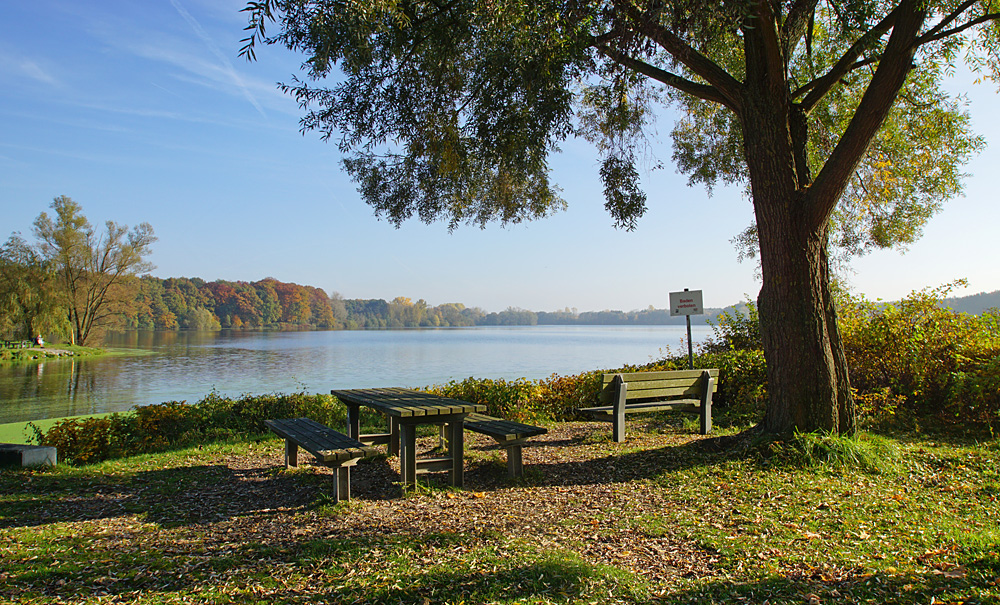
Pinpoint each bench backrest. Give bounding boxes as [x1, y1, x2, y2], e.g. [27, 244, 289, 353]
[598, 369, 719, 405]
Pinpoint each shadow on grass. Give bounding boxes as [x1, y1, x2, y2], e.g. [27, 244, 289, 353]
[1, 526, 640, 604]
[459, 430, 737, 491]
[2, 527, 996, 604]
[0, 456, 400, 529]
[658, 562, 1000, 604]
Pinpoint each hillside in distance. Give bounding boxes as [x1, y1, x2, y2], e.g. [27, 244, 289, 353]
[942, 290, 1000, 315]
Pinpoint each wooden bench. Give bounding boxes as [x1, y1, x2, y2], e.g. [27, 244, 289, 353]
[579, 369, 718, 442]
[460, 414, 547, 478]
[2, 340, 32, 350]
[264, 418, 380, 502]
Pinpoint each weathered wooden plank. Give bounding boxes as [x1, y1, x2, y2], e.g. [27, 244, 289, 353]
[601, 369, 719, 385]
[580, 400, 701, 415]
[464, 413, 548, 442]
[414, 456, 455, 473]
[264, 418, 378, 464]
[598, 370, 719, 404]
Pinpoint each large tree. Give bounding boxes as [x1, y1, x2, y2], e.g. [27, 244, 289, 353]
[33, 196, 157, 346]
[241, 0, 999, 434]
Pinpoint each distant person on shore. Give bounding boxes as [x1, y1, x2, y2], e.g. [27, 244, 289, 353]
[34, 335, 44, 347]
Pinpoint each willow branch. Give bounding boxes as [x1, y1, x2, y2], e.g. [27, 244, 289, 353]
[796, 7, 899, 112]
[614, 0, 745, 115]
[599, 47, 736, 110]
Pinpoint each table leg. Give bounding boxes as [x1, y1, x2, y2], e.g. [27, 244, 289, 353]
[347, 404, 361, 440]
[400, 423, 416, 488]
[448, 421, 464, 488]
[389, 417, 400, 456]
[284, 439, 298, 468]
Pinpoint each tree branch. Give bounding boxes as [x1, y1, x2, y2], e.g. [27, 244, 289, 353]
[792, 55, 879, 99]
[615, 0, 745, 115]
[781, 0, 820, 60]
[805, 0, 925, 232]
[916, 0, 977, 43]
[797, 8, 899, 112]
[599, 46, 736, 110]
[915, 8, 1000, 47]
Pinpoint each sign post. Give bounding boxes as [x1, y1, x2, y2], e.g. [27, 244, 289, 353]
[670, 289, 704, 369]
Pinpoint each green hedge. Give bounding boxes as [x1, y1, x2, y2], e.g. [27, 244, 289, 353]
[34, 392, 346, 465]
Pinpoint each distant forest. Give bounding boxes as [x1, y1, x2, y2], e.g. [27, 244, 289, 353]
[129, 276, 719, 331]
[130, 277, 998, 332]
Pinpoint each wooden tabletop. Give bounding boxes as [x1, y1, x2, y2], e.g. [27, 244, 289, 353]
[331, 388, 485, 418]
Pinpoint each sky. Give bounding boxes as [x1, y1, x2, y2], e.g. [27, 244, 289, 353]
[2, 0, 998, 313]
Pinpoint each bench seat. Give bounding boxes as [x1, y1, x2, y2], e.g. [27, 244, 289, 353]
[264, 418, 380, 502]
[462, 413, 547, 478]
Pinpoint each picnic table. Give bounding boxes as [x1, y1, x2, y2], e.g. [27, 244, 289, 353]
[331, 388, 486, 489]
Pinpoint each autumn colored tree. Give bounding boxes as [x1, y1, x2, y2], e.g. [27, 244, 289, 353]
[242, 0, 1000, 435]
[33, 196, 157, 345]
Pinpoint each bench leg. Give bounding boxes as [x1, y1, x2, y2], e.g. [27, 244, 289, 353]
[613, 375, 627, 443]
[347, 403, 361, 440]
[284, 439, 298, 468]
[700, 371, 715, 435]
[506, 444, 523, 478]
[335, 466, 351, 502]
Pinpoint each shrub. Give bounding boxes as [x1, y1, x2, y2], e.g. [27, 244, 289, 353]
[39, 417, 114, 465]
[694, 349, 768, 426]
[428, 377, 543, 422]
[36, 391, 346, 466]
[703, 299, 761, 353]
[839, 283, 1000, 429]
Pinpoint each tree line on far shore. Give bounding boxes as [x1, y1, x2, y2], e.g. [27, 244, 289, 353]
[131, 275, 717, 332]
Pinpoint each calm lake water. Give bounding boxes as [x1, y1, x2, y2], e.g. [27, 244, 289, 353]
[0, 325, 711, 423]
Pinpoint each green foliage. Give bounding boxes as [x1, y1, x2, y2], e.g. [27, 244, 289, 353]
[0, 233, 64, 341]
[428, 377, 545, 423]
[839, 282, 1000, 430]
[695, 349, 768, 426]
[703, 299, 761, 353]
[36, 392, 346, 466]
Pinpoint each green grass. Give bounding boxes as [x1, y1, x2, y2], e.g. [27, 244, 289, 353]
[1, 428, 998, 604]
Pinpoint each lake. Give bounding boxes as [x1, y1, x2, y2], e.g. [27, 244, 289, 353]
[0, 325, 712, 423]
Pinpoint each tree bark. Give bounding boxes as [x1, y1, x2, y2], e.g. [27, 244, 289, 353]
[740, 12, 856, 435]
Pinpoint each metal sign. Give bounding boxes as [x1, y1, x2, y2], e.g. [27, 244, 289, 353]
[670, 289, 704, 316]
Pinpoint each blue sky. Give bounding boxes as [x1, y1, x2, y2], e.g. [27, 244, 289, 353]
[2, 0, 997, 312]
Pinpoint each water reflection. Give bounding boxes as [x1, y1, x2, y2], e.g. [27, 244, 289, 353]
[0, 326, 711, 423]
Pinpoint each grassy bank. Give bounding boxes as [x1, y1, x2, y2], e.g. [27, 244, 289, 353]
[0, 343, 107, 365]
[1, 418, 997, 604]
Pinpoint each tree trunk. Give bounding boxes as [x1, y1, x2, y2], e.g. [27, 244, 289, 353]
[739, 68, 855, 435]
[755, 214, 855, 434]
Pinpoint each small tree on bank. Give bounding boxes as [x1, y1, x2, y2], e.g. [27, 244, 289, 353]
[241, 0, 1000, 435]
[33, 196, 157, 346]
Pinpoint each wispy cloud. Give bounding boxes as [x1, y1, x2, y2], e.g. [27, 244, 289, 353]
[2, 54, 59, 86]
[168, 0, 267, 118]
